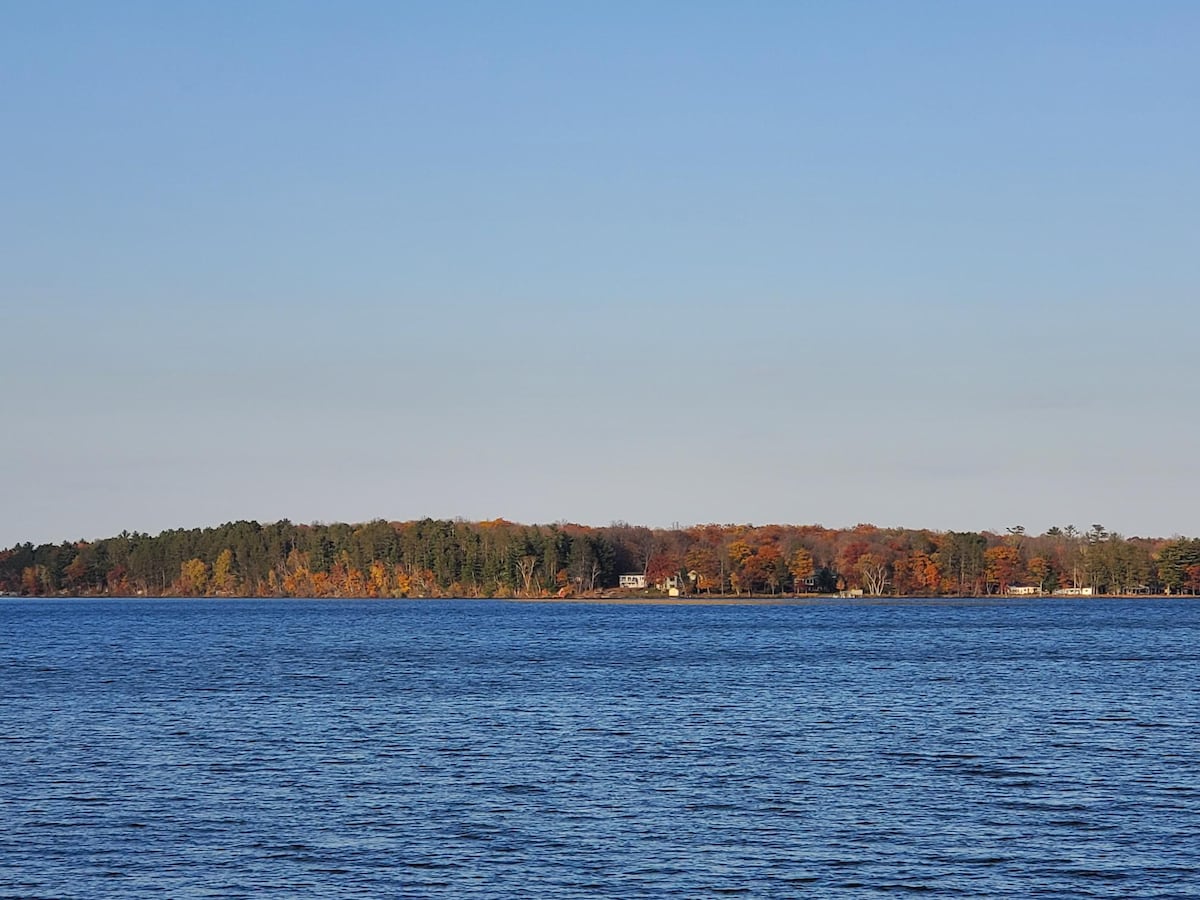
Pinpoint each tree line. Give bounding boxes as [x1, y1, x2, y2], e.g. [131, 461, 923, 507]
[2, 519, 1200, 599]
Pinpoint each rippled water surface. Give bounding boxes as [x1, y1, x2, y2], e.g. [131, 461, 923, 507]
[2, 598, 1198, 898]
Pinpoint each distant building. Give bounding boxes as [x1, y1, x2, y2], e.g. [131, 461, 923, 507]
[619, 574, 647, 589]
[1053, 586, 1095, 596]
[1007, 585, 1043, 596]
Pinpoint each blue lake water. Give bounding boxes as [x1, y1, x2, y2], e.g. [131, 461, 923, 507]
[1, 598, 1198, 898]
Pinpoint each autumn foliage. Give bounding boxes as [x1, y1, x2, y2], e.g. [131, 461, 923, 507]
[2, 519, 1198, 599]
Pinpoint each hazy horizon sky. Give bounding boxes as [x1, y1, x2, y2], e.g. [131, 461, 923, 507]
[3, 2, 1198, 547]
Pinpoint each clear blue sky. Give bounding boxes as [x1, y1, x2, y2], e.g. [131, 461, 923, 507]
[3, 2, 1197, 546]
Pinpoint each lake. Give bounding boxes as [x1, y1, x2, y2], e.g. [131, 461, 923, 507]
[1, 598, 1197, 898]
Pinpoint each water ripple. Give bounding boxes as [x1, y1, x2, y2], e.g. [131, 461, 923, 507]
[1, 597, 1198, 898]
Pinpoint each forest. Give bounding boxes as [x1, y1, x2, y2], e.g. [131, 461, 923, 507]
[4, 518, 1200, 599]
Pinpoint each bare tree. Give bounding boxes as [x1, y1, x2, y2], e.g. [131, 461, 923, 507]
[517, 555, 538, 597]
[859, 554, 890, 596]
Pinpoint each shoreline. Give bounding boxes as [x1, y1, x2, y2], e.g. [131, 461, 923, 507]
[4, 593, 1194, 605]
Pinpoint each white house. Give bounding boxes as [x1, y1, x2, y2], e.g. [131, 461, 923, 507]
[619, 574, 647, 589]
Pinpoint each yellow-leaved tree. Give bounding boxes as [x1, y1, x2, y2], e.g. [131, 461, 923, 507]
[212, 549, 236, 594]
[179, 558, 208, 596]
[789, 548, 815, 591]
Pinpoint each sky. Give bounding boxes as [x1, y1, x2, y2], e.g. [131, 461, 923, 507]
[2, 1, 1197, 547]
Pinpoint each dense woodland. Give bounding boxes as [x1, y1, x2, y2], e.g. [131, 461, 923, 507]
[4, 519, 1200, 599]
